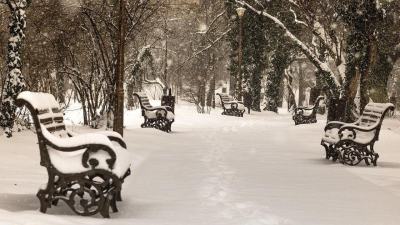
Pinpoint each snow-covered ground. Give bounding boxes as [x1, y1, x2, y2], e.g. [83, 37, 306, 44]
[1, 102, 400, 225]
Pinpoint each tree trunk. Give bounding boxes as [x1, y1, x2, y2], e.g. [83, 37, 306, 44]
[285, 69, 297, 111]
[113, 0, 126, 136]
[298, 62, 306, 106]
[369, 53, 396, 103]
[200, 78, 206, 108]
[207, 53, 216, 108]
[79, 93, 88, 126]
[0, 0, 30, 137]
[251, 68, 262, 112]
[278, 77, 284, 107]
[229, 75, 235, 96]
[359, 38, 377, 114]
[127, 82, 134, 110]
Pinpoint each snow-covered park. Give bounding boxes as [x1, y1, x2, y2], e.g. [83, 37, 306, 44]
[3, 0, 400, 224]
[1, 100, 400, 225]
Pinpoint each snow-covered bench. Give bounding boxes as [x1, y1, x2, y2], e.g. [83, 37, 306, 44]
[217, 93, 245, 117]
[15, 91, 131, 218]
[321, 102, 394, 166]
[133, 92, 175, 133]
[292, 96, 324, 125]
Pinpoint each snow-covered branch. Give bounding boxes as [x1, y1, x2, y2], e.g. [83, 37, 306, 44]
[236, 0, 341, 96]
[289, 8, 307, 27]
[204, 8, 227, 35]
[287, 0, 299, 7]
[187, 28, 231, 61]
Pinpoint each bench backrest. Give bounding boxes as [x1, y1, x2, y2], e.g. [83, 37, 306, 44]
[359, 103, 394, 127]
[133, 92, 154, 109]
[16, 92, 68, 167]
[17, 92, 68, 137]
[313, 96, 324, 109]
[217, 93, 230, 103]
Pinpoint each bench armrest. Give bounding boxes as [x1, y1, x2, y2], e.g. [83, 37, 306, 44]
[324, 121, 348, 131]
[42, 125, 117, 169]
[338, 123, 379, 143]
[66, 128, 127, 149]
[295, 106, 309, 110]
[95, 131, 127, 149]
[155, 105, 173, 112]
[339, 123, 379, 134]
[294, 107, 313, 115]
[144, 106, 169, 113]
[224, 101, 244, 105]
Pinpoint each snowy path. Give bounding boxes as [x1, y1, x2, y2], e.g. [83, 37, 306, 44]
[1, 106, 400, 224]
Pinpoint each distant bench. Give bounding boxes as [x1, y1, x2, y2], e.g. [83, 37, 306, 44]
[133, 92, 175, 132]
[321, 102, 394, 166]
[292, 96, 324, 125]
[217, 93, 245, 117]
[16, 91, 130, 218]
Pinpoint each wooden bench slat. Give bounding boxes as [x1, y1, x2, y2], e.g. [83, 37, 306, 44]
[40, 118, 53, 125]
[53, 117, 64, 123]
[38, 109, 49, 115]
[46, 125, 66, 133]
[360, 115, 379, 121]
[364, 105, 388, 113]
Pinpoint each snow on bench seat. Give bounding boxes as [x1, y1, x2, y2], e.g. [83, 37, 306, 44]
[41, 124, 130, 178]
[224, 101, 245, 110]
[321, 102, 394, 166]
[133, 92, 175, 132]
[216, 93, 245, 117]
[16, 91, 131, 218]
[292, 96, 324, 125]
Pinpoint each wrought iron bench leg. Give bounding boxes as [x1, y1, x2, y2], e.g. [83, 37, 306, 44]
[110, 193, 118, 213]
[116, 191, 122, 201]
[100, 200, 111, 218]
[372, 153, 379, 166]
[370, 144, 379, 166]
[37, 171, 56, 213]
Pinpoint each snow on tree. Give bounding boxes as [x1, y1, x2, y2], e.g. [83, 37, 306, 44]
[235, 0, 400, 122]
[0, 0, 30, 137]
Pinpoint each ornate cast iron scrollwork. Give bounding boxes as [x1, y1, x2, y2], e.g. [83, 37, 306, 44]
[335, 140, 379, 166]
[321, 102, 394, 166]
[38, 169, 128, 218]
[292, 96, 324, 125]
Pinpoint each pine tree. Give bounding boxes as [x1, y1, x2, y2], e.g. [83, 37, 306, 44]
[0, 0, 30, 137]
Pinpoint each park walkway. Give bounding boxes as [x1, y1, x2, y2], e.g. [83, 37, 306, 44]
[1, 106, 400, 224]
[123, 108, 400, 225]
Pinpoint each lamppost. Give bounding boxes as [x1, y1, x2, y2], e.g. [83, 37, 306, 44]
[236, 7, 245, 101]
[114, 0, 126, 136]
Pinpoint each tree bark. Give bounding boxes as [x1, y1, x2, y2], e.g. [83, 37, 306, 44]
[0, 0, 30, 136]
[298, 62, 306, 106]
[114, 0, 126, 136]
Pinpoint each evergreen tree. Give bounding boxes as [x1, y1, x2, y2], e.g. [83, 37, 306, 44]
[264, 43, 293, 113]
[0, 0, 30, 137]
[227, 1, 267, 111]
